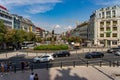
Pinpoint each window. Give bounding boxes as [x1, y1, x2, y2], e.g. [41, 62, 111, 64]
[106, 11, 111, 18]
[112, 10, 116, 17]
[106, 21, 110, 26]
[106, 27, 110, 31]
[113, 21, 117, 26]
[100, 22, 104, 27]
[112, 33, 117, 37]
[113, 27, 117, 31]
[100, 27, 104, 31]
[100, 34, 104, 37]
[99, 13, 101, 18]
[106, 33, 110, 37]
[112, 40, 117, 45]
[102, 12, 104, 18]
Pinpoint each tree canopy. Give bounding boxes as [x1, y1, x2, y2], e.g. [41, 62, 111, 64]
[0, 20, 37, 43]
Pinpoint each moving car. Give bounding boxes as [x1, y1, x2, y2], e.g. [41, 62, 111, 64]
[33, 54, 54, 63]
[114, 51, 120, 56]
[85, 52, 104, 59]
[107, 47, 120, 53]
[53, 51, 70, 57]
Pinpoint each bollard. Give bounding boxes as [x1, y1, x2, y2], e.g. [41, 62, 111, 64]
[73, 61, 75, 68]
[60, 62, 62, 68]
[117, 61, 119, 67]
[87, 61, 89, 67]
[13, 65, 16, 73]
[30, 63, 34, 72]
[46, 62, 48, 70]
[113, 61, 115, 67]
[109, 61, 112, 67]
[100, 61, 102, 67]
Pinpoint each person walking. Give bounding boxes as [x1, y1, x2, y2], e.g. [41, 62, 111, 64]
[29, 72, 34, 80]
[34, 73, 39, 80]
[1, 62, 4, 76]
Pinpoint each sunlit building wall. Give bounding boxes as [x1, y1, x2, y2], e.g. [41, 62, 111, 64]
[88, 5, 120, 47]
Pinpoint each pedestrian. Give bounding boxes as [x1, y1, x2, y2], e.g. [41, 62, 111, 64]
[1, 62, 4, 76]
[4, 62, 8, 74]
[34, 73, 39, 80]
[29, 72, 34, 80]
[7, 61, 10, 73]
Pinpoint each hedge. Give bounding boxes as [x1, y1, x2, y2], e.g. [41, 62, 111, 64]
[34, 45, 68, 50]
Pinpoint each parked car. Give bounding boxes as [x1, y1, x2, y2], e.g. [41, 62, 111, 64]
[85, 52, 104, 59]
[114, 51, 120, 56]
[53, 51, 70, 57]
[33, 54, 54, 63]
[107, 47, 120, 53]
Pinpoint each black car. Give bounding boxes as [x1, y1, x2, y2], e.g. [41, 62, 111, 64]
[53, 51, 70, 57]
[85, 52, 104, 59]
[107, 47, 120, 53]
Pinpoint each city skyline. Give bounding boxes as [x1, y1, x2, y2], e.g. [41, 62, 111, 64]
[0, 0, 120, 33]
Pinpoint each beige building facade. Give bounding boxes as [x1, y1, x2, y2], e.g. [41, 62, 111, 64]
[88, 5, 120, 47]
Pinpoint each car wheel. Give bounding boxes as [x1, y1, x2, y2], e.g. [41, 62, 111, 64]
[67, 54, 70, 56]
[49, 59, 52, 62]
[36, 60, 40, 63]
[54, 55, 56, 57]
[100, 55, 103, 58]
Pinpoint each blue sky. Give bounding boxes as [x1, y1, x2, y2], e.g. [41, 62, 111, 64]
[1, 0, 120, 33]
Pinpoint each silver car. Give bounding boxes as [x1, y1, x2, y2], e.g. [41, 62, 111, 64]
[33, 54, 54, 63]
[114, 51, 120, 56]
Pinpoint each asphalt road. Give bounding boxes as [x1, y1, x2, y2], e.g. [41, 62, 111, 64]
[0, 51, 120, 70]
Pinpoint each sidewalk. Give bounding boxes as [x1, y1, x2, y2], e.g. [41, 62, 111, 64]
[0, 66, 120, 80]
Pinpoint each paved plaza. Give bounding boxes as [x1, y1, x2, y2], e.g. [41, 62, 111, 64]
[0, 66, 120, 80]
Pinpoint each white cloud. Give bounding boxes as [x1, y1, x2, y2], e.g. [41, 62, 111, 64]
[0, 0, 62, 6]
[90, 0, 120, 6]
[55, 24, 61, 28]
[27, 4, 55, 14]
[64, 26, 73, 30]
[0, 0, 62, 14]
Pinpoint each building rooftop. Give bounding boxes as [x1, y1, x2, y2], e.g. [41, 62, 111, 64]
[0, 5, 7, 11]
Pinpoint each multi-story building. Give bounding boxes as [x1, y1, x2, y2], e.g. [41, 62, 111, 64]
[70, 21, 88, 42]
[88, 5, 120, 47]
[12, 14, 20, 30]
[35, 27, 45, 38]
[20, 17, 36, 33]
[0, 5, 13, 29]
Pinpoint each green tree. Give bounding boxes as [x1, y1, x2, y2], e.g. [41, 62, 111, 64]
[0, 20, 7, 42]
[26, 32, 36, 41]
[15, 30, 27, 43]
[4, 29, 16, 42]
[35, 36, 42, 42]
[67, 36, 82, 43]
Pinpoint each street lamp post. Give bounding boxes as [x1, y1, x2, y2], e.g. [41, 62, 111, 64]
[51, 29, 54, 45]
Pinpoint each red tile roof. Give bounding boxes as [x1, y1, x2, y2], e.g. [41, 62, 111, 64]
[0, 5, 7, 11]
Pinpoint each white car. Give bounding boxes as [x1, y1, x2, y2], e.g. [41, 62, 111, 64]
[33, 54, 54, 63]
[115, 51, 120, 56]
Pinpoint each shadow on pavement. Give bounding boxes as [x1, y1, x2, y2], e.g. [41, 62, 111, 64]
[92, 66, 114, 80]
[54, 68, 88, 80]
